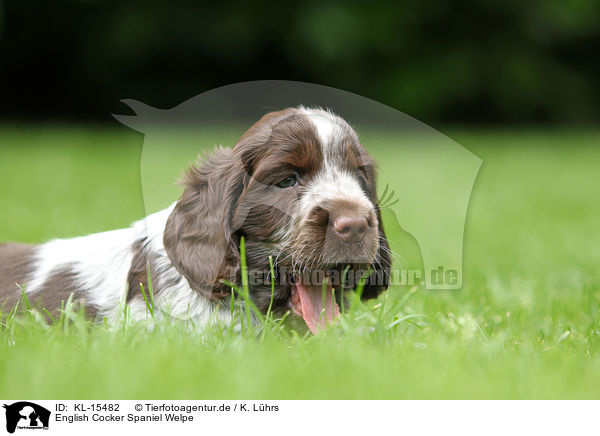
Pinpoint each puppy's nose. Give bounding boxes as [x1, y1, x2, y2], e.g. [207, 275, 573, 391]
[333, 215, 369, 242]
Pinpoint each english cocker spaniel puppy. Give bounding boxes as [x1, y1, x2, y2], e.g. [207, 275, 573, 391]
[0, 107, 390, 333]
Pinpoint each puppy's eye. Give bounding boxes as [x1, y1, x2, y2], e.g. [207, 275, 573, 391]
[276, 174, 298, 188]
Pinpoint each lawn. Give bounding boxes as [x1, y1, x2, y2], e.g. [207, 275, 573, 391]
[1, 125, 599, 399]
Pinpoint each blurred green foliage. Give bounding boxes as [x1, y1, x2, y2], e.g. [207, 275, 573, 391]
[1, 0, 599, 124]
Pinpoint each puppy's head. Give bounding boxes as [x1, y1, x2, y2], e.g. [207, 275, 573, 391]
[164, 107, 390, 332]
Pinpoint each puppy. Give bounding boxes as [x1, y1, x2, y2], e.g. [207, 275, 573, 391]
[0, 107, 390, 333]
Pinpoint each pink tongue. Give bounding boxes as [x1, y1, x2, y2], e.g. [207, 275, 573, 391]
[295, 280, 340, 334]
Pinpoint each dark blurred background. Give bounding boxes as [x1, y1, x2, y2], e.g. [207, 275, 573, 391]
[1, 0, 599, 125]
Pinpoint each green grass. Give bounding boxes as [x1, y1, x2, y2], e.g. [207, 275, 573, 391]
[1, 125, 600, 399]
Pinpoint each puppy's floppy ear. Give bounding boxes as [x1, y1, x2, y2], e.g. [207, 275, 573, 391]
[163, 147, 244, 300]
[361, 204, 391, 299]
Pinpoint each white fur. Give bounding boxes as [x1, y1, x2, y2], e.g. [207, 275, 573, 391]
[26, 228, 136, 317]
[301, 107, 335, 151]
[297, 108, 375, 226]
[302, 168, 373, 217]
[26, 203, 230, 326]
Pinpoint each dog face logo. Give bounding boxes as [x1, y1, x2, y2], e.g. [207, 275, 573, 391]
[3, 402, 50, 433]
[115, 81, 481, 292]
